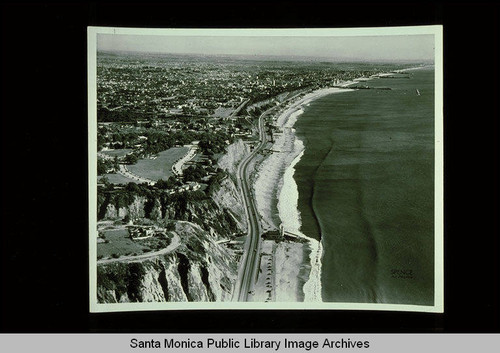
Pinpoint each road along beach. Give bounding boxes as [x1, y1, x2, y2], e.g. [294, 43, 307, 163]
[252, 86, 356, 302]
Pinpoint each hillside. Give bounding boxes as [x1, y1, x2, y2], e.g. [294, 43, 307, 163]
[96, 140, 250, 303]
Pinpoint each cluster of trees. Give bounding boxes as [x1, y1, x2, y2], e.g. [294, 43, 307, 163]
[207, 170, 227, 193]
[247, 86, 294, 105]
[97, 182, 152, 219]
[123, 153, 138, 165]
[179, 190, 207, 202]
[141, 130, 198, 156]
[155, 176, 181, 190]
[198, 131, 233, 155]
[142, 131, 174, 155]
[123, 181, 153, 197]
[98, 128, 142, 150]
[97, 157, 119, 175]
[248, 106, 265, 118]
[183, 164, 208, 183]
[234, 117, 251, 130]
[98, 108, 154, 122]
[248, 102, 279, 118]
[98, 123, 203, 158]
[98, 179, 210, 214]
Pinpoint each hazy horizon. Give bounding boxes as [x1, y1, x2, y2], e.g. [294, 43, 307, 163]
[97, 34, 435, 63]
[97, 49, 432, 64]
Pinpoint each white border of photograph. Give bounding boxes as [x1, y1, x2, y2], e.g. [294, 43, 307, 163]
[88, 25, 443, 313]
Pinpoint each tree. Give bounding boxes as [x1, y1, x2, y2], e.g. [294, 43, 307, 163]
[100, 176, 110, 186]
[125, 182, 140, 193]
[124, 154, 138, 165]
[149, 199, 162, 221]
[155, 179, 169, 189]
[97, 159, 108, 175]
[169, 175, 181, 188]
[113, 156, 119, 170]
[98, 158, 116, 175]
[165, 222, 175, 232]
[183, 164, 206, 183]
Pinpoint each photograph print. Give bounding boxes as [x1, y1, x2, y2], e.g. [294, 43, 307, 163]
[88, 26, 443, 312]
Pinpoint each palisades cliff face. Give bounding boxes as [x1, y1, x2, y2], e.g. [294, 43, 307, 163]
[96, 140, 250, 303]
[97, 221, 237, 302]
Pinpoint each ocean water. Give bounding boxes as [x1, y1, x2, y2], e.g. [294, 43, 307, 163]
[294, 68, 435, 305]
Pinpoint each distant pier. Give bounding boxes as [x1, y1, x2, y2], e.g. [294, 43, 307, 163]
[331, 85, 392, 90]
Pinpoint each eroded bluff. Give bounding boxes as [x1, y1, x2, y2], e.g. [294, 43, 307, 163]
[96, 140, 250, 303]
[97, 222, 236, 303]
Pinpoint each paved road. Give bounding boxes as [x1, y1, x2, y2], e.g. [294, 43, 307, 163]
[118, 164, 155, 185]
[228, 99, 250, 119]
[97, 151, 155, 185]
[172, 147, 196, 176]
[234, 106, 277, 302]
[97, 233, 181, 265]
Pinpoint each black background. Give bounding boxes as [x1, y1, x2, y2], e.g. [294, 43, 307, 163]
[1, 2, 498, 333]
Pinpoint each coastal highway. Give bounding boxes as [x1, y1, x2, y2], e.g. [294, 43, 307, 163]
[234, 106, 276, 302]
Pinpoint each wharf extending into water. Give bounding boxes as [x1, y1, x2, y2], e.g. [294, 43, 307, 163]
[331, 85, 392, 90]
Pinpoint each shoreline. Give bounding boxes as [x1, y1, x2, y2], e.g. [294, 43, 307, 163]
[253, 83, 361, 302]
[275, 66, 430, 302]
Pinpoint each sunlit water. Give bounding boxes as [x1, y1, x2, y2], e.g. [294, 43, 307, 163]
[294, 68, 435, 305]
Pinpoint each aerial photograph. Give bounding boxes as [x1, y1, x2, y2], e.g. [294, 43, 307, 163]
[89, 27, 442, 311]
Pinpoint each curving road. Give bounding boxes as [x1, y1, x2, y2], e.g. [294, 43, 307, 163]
[97, 233, 181, 265]
[234, 106, 277, 302]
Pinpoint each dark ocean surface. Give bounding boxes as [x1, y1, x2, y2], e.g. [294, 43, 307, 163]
[294, 68, 435, 305]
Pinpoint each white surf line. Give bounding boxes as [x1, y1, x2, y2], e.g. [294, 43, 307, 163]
[271, 82, 366, 302]
[276, 140, 324, 303]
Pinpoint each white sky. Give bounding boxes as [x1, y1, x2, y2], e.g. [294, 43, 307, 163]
[97, 34, 435, 62]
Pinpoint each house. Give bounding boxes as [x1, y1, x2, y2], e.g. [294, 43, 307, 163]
[127, 225, 155, 239]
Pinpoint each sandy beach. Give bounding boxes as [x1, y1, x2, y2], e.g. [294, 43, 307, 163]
[252, 85, 358, 302]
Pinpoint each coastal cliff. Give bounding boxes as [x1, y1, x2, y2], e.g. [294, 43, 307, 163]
[97, 140, 249, 303]
[217, 139, 249, 178]
[212, 139, 250, 232]
[97, 186, 242, 241]
[97, 222, 237, 303]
